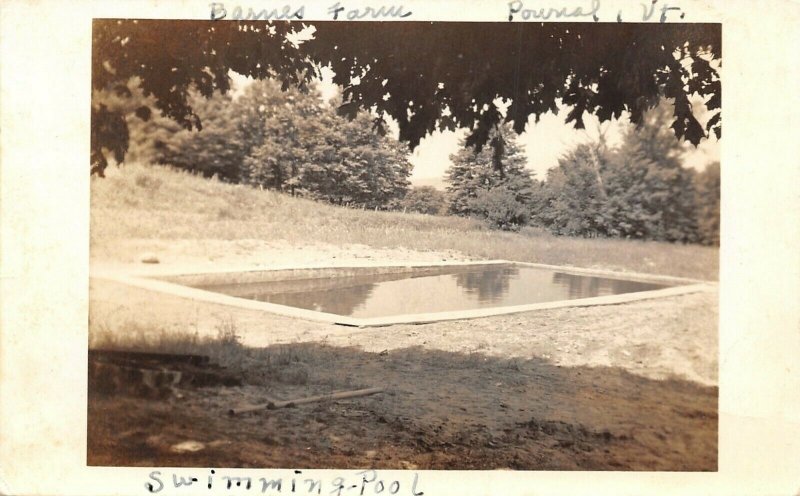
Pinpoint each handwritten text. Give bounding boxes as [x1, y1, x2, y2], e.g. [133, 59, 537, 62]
[328, 3, 412, 20]
[144, 469, 424, 496]
[507, 0, 686, 22]
[507, 0, 601, 21]
[209, 3, 305, 20]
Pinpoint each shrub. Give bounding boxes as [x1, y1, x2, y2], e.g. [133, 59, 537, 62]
[468, 186, 530, 231]
[400, 186, 447, 215]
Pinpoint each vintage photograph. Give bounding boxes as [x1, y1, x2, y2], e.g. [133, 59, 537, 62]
[87, 19, 721, 471]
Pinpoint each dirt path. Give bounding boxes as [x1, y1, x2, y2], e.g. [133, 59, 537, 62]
[88, 244, 718, 470]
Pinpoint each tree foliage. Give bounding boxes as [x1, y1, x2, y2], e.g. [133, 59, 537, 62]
[533, 101, 714, 242]
[468, 186, 533, 232]
[92, 20, 721, 176]
[239, 81, 335, 192]
[399, 186, 448, 215]
[238, 80, 412, 207]
[604, 102, 700, 242]
[534, 143, 611, 236]
[156, 91, 253, 181]
[130, 77, 411, 209]
[446, 124, 536, 230]
[694, 161, 720, 245]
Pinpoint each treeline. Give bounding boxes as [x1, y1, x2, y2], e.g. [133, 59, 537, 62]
[102, 79, 719, 245]
[109, 78, 412, 210]
[442, 103, 720, 245]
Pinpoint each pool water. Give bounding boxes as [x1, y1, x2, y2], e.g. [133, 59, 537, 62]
[193, 264, 672, 318]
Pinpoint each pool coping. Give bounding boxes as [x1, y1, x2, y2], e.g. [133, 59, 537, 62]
[91, 260, 716, 327]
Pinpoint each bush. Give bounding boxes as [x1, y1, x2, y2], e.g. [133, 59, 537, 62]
[400, 186, 447, 215]
[468, 186, 530, 231]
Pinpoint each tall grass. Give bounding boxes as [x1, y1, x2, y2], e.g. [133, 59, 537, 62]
[90, 314, 242, 363]
[91, 163, 718, 280]
[89, 316, 332, 386]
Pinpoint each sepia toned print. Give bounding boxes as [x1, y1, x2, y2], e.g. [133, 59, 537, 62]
[88, 20, 720, 470]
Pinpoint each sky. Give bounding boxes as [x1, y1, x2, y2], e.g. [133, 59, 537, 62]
[231, 70, 720, 189]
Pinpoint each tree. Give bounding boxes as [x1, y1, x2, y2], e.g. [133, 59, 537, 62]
[147, 77, 412, 208]
[240, 80, 334, 191]
[694, 161, 721, 245]
[156, 91, 253, 181]
[91, 77, 182, 167]
[307, 112, 412, 209]
[533, 143, 613, 236]
[238, 81, 412, 208]
[92, 21, 721, 176]
[126, 106, 183, 167]
[468, 186, 532, 231]
[535, 100, 705, 242]
[604, 101, 700, 242]
[400, 186, 447, 215]
[446, 124, 536, 230]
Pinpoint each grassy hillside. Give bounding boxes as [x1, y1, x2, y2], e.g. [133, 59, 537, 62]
[91, 163, 718, 280]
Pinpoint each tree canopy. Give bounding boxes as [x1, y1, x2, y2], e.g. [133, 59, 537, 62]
[92, 20, 721, 176]
[113, 77, 412, 208]
[446, 124, 536, 230]
[533, 100, 717, 243]
[694, 161, 720, 245]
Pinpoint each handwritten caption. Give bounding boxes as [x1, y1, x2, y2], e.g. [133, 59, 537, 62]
[145, 469, 423, 496]
[209, 3, 412, 21]
[208, 0, 688, 22]
[507, 0, 686, 22]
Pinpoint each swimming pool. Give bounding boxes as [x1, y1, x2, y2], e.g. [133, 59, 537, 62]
[191, 263, 673, 319]
[101, 261, 709, 327]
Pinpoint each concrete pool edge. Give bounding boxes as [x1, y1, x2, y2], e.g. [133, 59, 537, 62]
[91, 260, 715, 327]
[154, 260, 514, 287]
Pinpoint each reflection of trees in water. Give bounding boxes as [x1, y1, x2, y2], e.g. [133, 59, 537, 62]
[209, 267, 513, 317]
[262, 283, 377, 316]
[551, 272, 663, 298]
[552, 272, 603, 298]
[454, 267, 518, 302]
[209, 271, 425, 316]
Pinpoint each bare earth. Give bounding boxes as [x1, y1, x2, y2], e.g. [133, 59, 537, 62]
[88, 243, 718, 470]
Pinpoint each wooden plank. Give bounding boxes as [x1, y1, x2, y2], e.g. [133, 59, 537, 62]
[228, 387, 384, 415]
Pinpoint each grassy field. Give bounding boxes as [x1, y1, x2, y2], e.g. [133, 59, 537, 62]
[91, 163, 719, 280]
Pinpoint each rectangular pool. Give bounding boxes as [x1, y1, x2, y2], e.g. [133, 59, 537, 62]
[189, 263, 674, 319]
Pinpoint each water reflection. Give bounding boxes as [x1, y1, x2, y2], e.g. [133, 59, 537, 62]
[264, 282, 377, 316]
[454, 266, 518, 302]
[196, 264, 673, 318]
[197, 274, 391, 316]
[551, 272, 665, 298]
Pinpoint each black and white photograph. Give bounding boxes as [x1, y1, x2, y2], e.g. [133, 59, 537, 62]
[87, 18, 720, 471]
[1, 1, 799, 495]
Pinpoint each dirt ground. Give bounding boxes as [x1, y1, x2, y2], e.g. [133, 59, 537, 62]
[88, 244, 718, 470]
